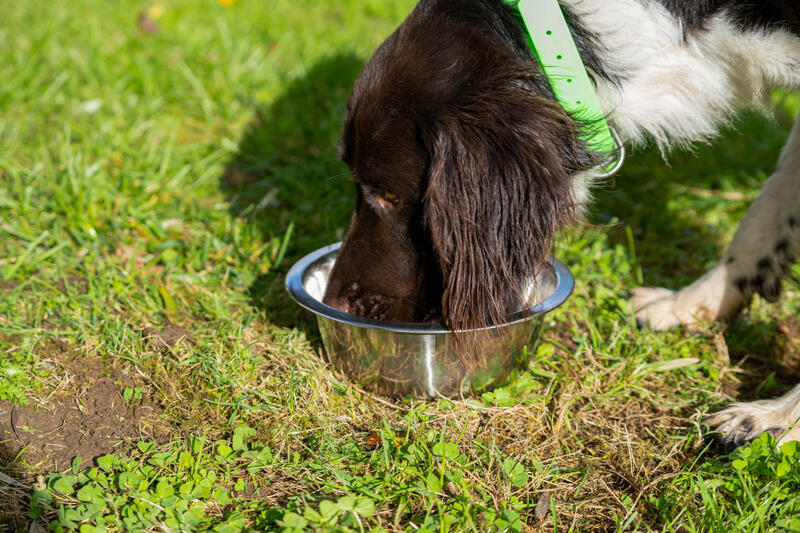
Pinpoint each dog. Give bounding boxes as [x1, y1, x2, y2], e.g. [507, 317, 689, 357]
[322, 0, 800, 446]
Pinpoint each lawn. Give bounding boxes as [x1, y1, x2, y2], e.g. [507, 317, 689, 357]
[1, 1, 800, 531]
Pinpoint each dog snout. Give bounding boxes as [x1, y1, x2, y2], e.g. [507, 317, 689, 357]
[345, 283, 391, 320]
[324, 295, 351, 314]
[324, 282, 412, 322]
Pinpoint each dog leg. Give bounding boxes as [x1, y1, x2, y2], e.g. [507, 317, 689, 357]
[632, 113, 800, 330]
[706, 384, 800, 447]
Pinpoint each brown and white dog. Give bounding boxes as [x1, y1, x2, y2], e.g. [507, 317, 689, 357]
[322, 0, 800, 446]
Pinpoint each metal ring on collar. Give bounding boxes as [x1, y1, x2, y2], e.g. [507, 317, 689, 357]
[593, 126, 625, 179]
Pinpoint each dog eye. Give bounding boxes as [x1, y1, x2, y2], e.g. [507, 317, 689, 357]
[374, 190, 400, 209]
[361, 184, 400, 210]
[382, 191, 399, 205]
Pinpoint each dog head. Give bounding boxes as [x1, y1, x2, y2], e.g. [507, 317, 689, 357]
[323, 0, 589, 331]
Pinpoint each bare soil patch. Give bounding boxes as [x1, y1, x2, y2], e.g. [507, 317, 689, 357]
[141, 324, 194, 352]
[0, 280, 19, 291]
[0, 340, 166, 472]
[0, 339, 168, 529]
[54, 276, 88, 295]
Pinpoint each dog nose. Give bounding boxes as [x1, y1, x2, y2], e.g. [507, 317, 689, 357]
[324, 295, 351, 314]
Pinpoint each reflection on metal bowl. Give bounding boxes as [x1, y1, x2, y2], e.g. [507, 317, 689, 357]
[286, 242, 573, 398]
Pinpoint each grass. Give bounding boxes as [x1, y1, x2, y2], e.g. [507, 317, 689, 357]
[1, 0, 799, 531]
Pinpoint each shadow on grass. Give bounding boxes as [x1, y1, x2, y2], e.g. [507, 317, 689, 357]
[723, 315, 800, 401]
[594, 101, 797, 402]
[221, 53, 364, 334]
[594, 104, 795, 288]
[221, 55, 798, 404]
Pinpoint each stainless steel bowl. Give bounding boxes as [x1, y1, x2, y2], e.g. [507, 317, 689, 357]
[286, 242, 573, 398]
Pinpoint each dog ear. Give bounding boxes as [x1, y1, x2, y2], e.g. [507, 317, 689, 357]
[424, 69, 586, 332]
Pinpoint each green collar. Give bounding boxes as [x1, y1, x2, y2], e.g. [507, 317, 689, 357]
[508, 0, 622, 174]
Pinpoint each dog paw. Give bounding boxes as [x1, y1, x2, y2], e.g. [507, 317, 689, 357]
[630, 287, 685, 331]
[705, 404, 800, 449]
[630, 266, 738, 331]
[630, 286, 674, 309]
[631, 286, 711, 331]
[705, 403, 786, 447]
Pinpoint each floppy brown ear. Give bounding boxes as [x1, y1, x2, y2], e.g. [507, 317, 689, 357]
[423, 67, 586, 332]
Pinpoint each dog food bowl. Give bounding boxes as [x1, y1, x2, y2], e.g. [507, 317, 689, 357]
[285, 242, 573, 398]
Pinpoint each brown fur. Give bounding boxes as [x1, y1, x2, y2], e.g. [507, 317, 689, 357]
[323, 0, 590, 335]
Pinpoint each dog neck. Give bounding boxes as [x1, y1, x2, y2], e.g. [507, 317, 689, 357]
[561, 0, 800, 152]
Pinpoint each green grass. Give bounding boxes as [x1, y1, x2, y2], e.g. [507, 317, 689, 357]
[1, 0, 800, 531]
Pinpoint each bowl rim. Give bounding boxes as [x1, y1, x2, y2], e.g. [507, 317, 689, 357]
[285, 242, 574, 334]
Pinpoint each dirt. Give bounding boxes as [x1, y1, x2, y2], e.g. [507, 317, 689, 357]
[222, 166, 260, 187]
[141, 324, 194, 352]
[0, 280, 19, 291]
[137, 10, 159, 34]
[0, 276, 88, 295]
[723, 316, 800, 400]
[777, 316, 800, 364]
[54, 276, 88, 295]
[0, 340, 166, 472]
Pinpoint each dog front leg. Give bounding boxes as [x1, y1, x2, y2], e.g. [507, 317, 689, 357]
[706, 383, 800, 448]
[632, 113, 800, 331]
